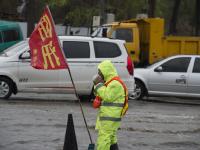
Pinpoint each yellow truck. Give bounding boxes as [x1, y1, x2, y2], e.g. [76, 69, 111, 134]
[92, 18, 200, 66]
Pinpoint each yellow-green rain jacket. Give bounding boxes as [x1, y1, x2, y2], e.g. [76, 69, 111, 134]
[94, 60, 126, 131]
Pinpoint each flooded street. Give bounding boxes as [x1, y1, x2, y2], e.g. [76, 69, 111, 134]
[0, 94, 200, 150]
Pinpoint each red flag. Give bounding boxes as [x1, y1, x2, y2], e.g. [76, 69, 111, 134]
[29, 6, 68, 70]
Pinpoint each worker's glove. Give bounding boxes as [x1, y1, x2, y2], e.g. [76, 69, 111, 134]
[93, 74, 104, 85]
[93, 96, 102, 108]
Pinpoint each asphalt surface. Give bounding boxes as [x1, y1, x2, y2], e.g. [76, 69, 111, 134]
[0, 93, 200, 150]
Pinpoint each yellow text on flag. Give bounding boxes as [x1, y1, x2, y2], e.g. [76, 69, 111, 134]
[42, 41, 61, 69]
[38, 14, 52, 41]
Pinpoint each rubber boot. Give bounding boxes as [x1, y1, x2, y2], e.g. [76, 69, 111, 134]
[110, 143, 119, 150]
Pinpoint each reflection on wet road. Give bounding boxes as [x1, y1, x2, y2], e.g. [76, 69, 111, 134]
[0, 94, 200, 150]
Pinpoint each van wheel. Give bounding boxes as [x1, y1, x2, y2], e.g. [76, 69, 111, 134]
[135, 80, 146, 100]
[0, 77, 13, 99]
[78, 95, 90, 101]
[79, 88, 95, 102]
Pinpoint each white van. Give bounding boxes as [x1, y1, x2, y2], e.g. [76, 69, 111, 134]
[0, 36, 135, 100]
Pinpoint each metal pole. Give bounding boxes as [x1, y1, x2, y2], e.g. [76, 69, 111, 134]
[67, 68, 93, 144]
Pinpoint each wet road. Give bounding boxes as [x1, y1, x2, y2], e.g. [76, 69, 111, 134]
[0, 94, 200, 150]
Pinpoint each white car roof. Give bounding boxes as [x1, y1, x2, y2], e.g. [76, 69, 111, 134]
[59, 35, 125, 43]
[170, 54, 199, 57]
[26, 36, 125, 44]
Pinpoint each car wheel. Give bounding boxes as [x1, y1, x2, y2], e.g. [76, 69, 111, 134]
[134, 80, 146, 100]
[0, 77, 13, 99]
[128, 92, 137, 100]
[79, 90, 95, 102]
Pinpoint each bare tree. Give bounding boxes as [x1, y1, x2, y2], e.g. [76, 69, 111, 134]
[100, 0, 106, 25]
[169, 0, 181, 35]
[26, 0, 37, 37]
[26, 0, 46, 37]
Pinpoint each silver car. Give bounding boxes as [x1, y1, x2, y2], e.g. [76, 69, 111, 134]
[134, 55, 200, 100]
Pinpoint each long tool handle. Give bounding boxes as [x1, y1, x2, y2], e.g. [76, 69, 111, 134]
[47, 4, 93, 145]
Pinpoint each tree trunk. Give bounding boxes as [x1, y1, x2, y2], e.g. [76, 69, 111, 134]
[169, 0, 181, 35]
[148, 0, 156, 18]
[195, 0, 200, 36]
[100, 0, 106, 25]
[26, 0, 36, 37]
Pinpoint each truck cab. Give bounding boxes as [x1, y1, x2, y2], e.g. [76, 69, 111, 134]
[0, 21, 23, 53]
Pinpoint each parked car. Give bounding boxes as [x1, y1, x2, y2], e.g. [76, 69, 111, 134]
[134, 55, 200, 100]
[0, 21, 23, 52]
[0, 36, 135, 100]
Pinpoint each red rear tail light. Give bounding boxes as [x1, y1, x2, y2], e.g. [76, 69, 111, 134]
[127, 56, 134, 76]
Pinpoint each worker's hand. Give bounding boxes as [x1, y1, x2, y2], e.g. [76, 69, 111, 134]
[93, 74, 104, 85]
[93, 96, 102, 108]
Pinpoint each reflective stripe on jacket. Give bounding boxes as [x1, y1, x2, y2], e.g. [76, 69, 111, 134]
[94, 60, 126, 131]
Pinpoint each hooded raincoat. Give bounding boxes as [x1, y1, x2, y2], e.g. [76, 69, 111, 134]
[94, 60, 127, 150]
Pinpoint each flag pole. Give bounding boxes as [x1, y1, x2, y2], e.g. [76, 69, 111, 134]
[46, 6, 94, 145]
[66, 64, 93, 144]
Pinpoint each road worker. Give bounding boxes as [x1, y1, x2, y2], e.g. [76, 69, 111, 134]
[93, 60, 128, 150]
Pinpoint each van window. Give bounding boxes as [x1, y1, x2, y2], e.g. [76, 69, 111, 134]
[0, 32, 2, 43]
[63, 41, 90, 58]
[3, 29, 19, 42]
[193, 58, 200, 73]
[94, 41, 121, 58]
